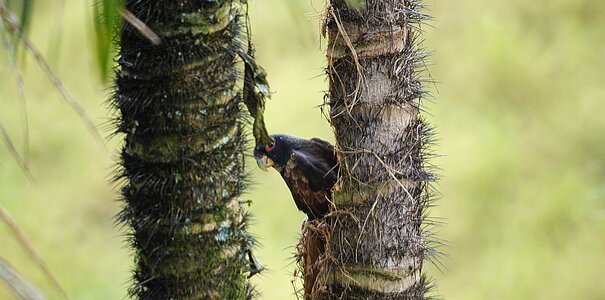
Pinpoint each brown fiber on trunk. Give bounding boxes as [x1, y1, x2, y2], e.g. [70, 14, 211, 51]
[301, 221, 328, 300]
[303, 0, 439, 299]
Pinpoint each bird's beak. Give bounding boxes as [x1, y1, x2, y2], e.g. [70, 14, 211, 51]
[255, 155, 274, 171]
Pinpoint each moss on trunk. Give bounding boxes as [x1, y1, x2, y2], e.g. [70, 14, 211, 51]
[114, 1, 255, 299]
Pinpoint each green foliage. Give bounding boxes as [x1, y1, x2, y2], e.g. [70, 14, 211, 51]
[1, 0, 605, 299]
[240, 4, 273, 146]
[3, 0, 34, 40]
[92, 0, 123, 82]
[18, 0, 31, 34]
[241, 42, 273, 146]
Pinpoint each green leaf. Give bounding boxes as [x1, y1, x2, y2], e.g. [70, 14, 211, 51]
[2, 0, 35, 58]
[241, 3, 273, 146]
[2, 0, 34, 34]
[19, 0, 33, 35]
[92, 0, 123, 82]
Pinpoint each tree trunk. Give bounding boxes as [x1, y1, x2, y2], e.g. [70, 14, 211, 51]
[320, 0, 436, 298]
[114, 1, 255, 299]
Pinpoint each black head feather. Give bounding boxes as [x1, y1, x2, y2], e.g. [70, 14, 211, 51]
[254, 134, 302, 168]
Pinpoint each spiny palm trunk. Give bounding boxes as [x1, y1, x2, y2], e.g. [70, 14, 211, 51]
[321, 0, 436, 298]
[114, 1, 255, 299]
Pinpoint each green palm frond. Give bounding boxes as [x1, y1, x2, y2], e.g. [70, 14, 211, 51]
[92, 0, 123, 81]
[18, 0, 32, 34]
[2, 0, 34, 42]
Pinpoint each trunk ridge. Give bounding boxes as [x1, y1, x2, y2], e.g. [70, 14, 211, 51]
[114, 1, 256, 299]
[316, 0, 439, 298]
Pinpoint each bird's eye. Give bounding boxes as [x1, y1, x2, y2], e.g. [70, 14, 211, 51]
[264, 142, 275, 152]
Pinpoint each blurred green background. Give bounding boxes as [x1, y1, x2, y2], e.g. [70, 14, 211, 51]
[1, 0, 605, 299]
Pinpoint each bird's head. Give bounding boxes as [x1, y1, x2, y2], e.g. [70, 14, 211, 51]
[253, 134, 295, 171]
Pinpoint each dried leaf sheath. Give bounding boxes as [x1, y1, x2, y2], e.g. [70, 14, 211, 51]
[318, 0, 438, 298]
[114, 1, 255, 299]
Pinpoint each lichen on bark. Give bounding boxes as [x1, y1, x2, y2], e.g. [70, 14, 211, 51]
[113, 1, 258, 299]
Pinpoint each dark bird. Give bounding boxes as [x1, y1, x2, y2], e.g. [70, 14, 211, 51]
[254, 134, 338, 220]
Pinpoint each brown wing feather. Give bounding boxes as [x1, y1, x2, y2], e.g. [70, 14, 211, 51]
[282, 155, 330, 219]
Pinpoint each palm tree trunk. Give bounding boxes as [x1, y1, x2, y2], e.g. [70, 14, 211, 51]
[320, 0, 436, 298]
[114, 1, 255, 299]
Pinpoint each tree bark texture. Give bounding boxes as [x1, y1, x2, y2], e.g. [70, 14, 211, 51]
[114, 1, 255, 299]
[319, 0, 437, 299]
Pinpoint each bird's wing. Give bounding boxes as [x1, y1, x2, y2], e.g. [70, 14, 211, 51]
[309, 138, 336, 162]
[294, 138, 338, 192]
[281, 167, 324, 217]
[282, 147, 336, 219]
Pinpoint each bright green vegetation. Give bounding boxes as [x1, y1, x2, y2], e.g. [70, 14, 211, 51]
[1, 0, 604, 299]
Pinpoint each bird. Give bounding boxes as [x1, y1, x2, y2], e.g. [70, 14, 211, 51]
[253, 134, 338, 220]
